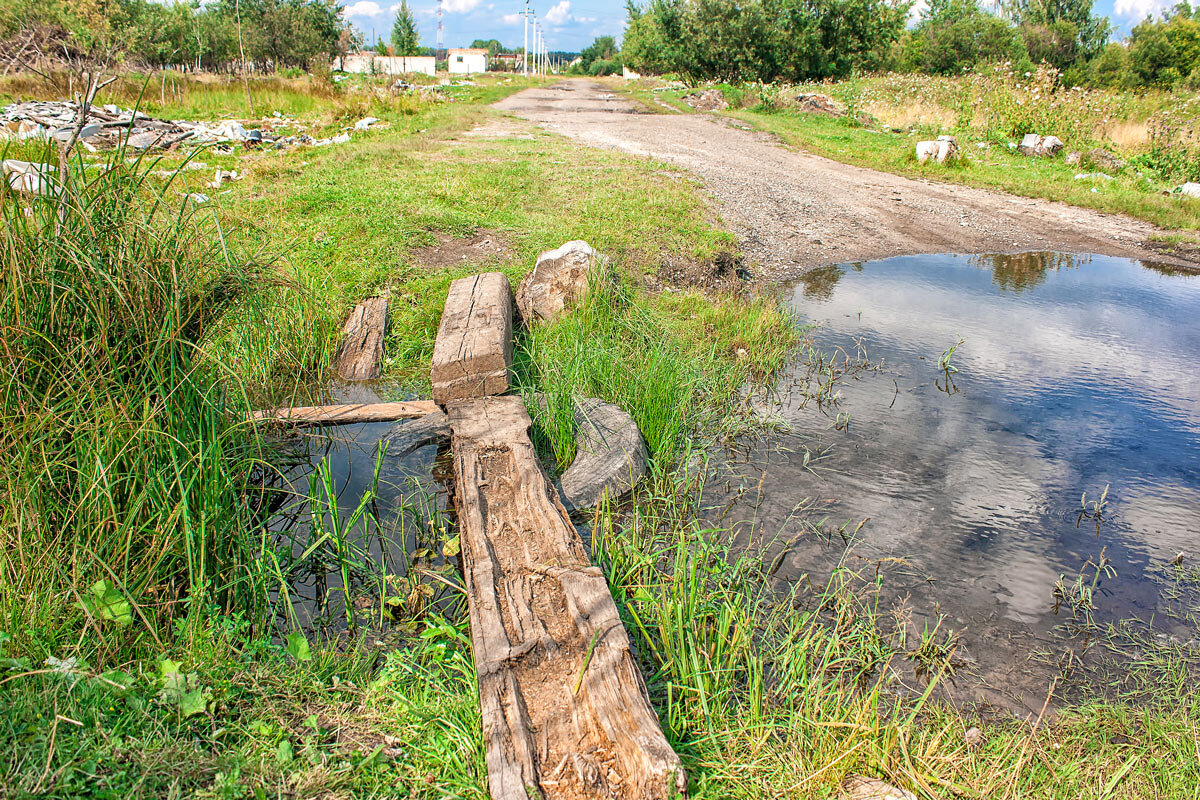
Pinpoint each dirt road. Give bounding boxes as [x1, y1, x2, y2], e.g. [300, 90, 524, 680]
[496, 80, 1190, 277]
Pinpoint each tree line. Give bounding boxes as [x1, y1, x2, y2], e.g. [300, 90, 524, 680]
[1, 0, 352, 71]
[621, 0, 1200, 89]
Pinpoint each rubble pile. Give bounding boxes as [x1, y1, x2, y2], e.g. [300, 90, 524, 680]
[0, 100, 382, 153]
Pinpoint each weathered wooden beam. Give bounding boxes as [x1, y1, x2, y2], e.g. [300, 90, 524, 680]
[431, 273, 513, 405]
[334, 296, 388, 381]
[446, 395, 685, 800]
[248, 400, 437, 426]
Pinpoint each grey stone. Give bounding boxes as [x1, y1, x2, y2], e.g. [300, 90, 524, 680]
[840, 775, 917, 800]
[1065, 150, 1081, 165]
[1086, 148, 1125, 173]
[383, 408, 450, 456]
[555, 398, 648, 513]
[516, 240, 607, 325]
[1018, 133, 1064, 157]
[1177, 182, 1200, 198]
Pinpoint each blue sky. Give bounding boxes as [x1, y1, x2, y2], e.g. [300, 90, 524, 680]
[339, 0, 1196, 52]
[340, 1, 626, 52]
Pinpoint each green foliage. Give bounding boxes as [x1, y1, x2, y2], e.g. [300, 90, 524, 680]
[390, 0, 420, 57]
[13, 0, 350, 71]
[900, 0, 1021, 75]
[0, 145, 273, 661]
[623, 0, 909, 84]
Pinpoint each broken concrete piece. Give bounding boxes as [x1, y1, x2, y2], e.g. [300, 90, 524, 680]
[208, 169, 242, 189]
[915, 135, 959, 165]
[1074, 172, 1113, 181]
[515, 240, 606, 325]
[555, 397, 648, 513]
[1177, 182, 1200, 198]
[840, 775, 917, 800]
[332, 132, 351, 144]
[1086, 148, 1125, 173]
[2, 159, 59, 197]
[1018, 133, 1064, 157]
[683, 89, 727, 111]
[795, 93, 844, 116]
[354, 116, 380, 130]
[431, 272, 514, 405]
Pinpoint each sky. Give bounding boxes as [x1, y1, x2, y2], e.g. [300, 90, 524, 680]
[340, 1, 626, 52]
[340, 0, 1197, 53]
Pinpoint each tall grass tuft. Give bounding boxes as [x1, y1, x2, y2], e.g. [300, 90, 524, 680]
[0, 146, 271, 662]
[513, 274, 797, 473]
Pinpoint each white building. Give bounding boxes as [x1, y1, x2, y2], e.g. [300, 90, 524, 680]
[334, 53, 436, 76]
[448, 48, 489, 74]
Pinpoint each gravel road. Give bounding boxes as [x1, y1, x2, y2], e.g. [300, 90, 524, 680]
[496, 80, 1192, 278]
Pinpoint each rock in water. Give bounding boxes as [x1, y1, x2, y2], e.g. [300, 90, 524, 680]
[840, 775, 918, 800]
[515, 240, 607, 325]
[556, 397, 648, 513]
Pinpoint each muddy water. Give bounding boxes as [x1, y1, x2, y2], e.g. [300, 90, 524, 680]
[715, 252, 1200, 710]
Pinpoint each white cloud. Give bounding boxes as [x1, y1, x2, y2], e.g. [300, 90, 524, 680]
[344, 1, 386, 16]
[443, 0, 480, 12]
[1113, 0, 1192, 20]
[502, 12, 521, 24]
[545, 0, 570, 24]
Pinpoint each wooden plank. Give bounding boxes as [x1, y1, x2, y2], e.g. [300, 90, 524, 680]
[431, 273, 513, 405]
[334, 296, 388, 381]
[446, 396, 685, 800]
[249, 401, 437, 426]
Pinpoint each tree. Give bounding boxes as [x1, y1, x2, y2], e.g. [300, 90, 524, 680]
[902, 0, 1018, 74]
[1003, 0, 1108, 64]
[470, 38, 505, 56]
[391, 0, 419, 56]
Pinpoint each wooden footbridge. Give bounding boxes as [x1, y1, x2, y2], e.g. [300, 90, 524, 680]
[431, 273, 685, 799]
[253, 271, 684, 798]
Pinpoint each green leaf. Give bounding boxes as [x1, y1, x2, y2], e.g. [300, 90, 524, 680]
[442, 536, 461, 558]
[276, 738, 294, 764]
[76, 580, 133, 627]
[285, 632, 311, 662]
[180, 688, 209, 718]
[95, 669, 134, 695]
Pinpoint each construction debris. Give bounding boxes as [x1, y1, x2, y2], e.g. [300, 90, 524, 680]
[0, 100, 365, 153]
[2, 159, 59, 197]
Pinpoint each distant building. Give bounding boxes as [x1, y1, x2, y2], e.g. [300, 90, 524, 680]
[491, 52, 523, 72]
[334, 53, 436, 76]
[448, 48, 489, 74]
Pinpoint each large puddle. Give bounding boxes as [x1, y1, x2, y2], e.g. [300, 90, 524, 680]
[713, 252, 1200, 710]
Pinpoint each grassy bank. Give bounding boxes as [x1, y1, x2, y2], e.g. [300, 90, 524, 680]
[4, 70, 1199, 799]
[618, 70, 1200, 234]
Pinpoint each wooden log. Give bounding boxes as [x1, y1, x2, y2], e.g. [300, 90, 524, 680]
[446, 395, 685, 800]
[249, 400, 437, 426]
[431, 273, 513, 405]
[335, 296, 388, 381]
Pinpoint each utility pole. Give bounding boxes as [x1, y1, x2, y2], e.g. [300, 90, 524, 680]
[522, 0, 530, 76]
[437, 0, 445, 62]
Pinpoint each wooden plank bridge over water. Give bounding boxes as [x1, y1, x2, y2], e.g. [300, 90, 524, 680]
[432, 273, 685, 800]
